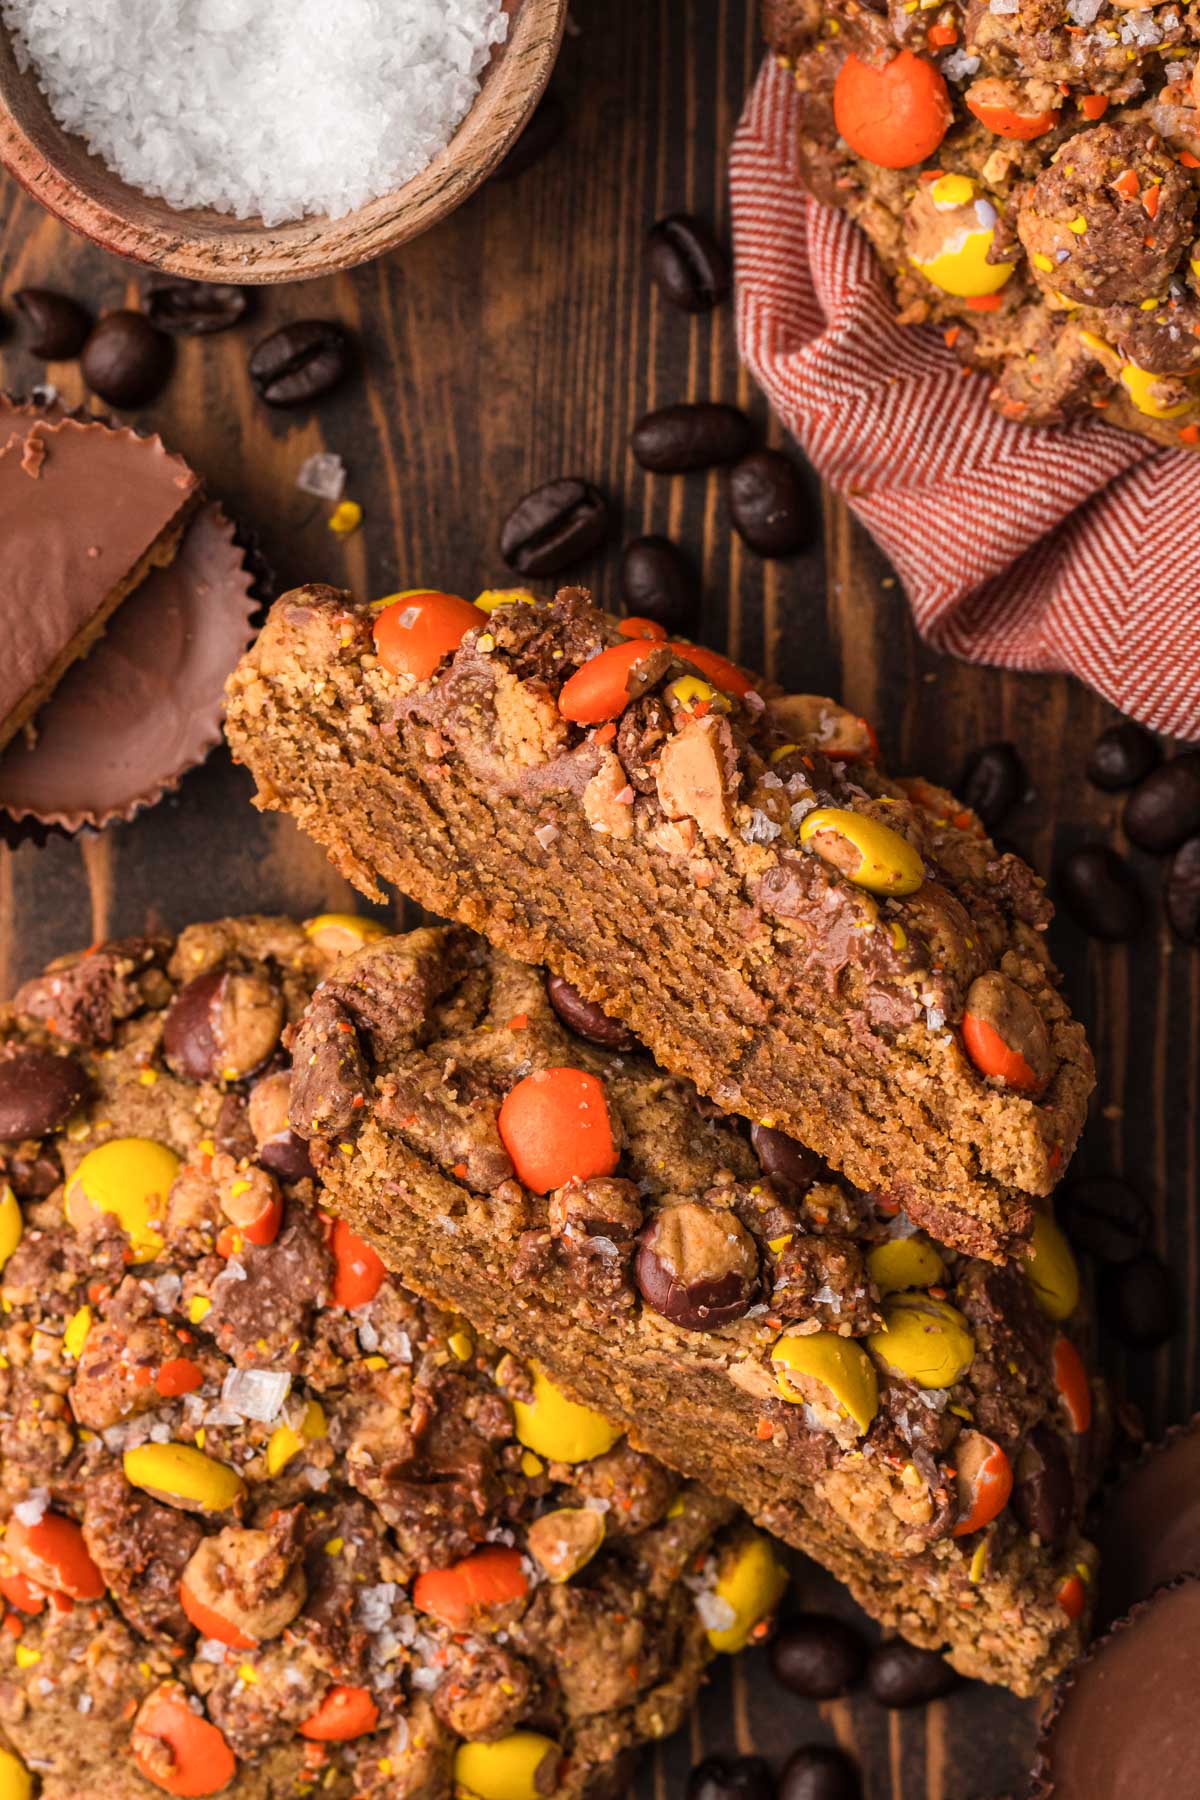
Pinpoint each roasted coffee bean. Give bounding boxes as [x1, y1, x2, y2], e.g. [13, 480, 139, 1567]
[499, 478, 610, 576]
[80, 310, 172, 407]
[631, 402, 753, 473]
[1099, 1252, 1176, 1350]
[249, 319, 351, 407]
[1086, 722, 1160, 792]
[546, 973, 636, 1049]
[1057, 1176, 1149, 1265]
[620, 535, 696, 633]
[866, 1640, 958, 1708]
[686, 1754, 775, 1800]
[491, 92, 567, 181]
[779, 1747, 861, 1800]
[1057, 844, 1145, 942]
[959, 741, 1025, 831]
[769, 1614, 868, 1699]
[1011, 1424, 1074, 1549]
[635, 1200, 759, 1330]
[1124, 754, 1200, 853]
[1166, 836, 1200, 944]
[11, 288, 91, 359]
[163, 967, 284, 1085]
[646, 214, 731, 313]
[750, 1122, 825, 1192]
[143, 279, 250, 336]
[0, 1047, 86, 1140]
[728, 449, 814, 557]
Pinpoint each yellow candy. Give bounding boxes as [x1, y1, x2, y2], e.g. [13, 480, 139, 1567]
[667, 676, 731, 714]
[0, 1747, 32, 1800]
[799, 808, 924, 896]
[1023, 1211, 1080, 1321]
[771, 1332, 879, 1434]
[930, 173, 976, 209]
[867, 1236, 945, 1296]
[266, 1424, 302, 1476]
[1119, 363, 1192, 420]
[867, 1294, 976, 1389]
[328, 500, 362, 537]
[705, 1531, 789, 1653]
[474, 589, 539, 613]
[454, 1732, 561, 1800]
[124, 1442, 245, 1512]
[0, 1184, 23, 1272]
[526, 1506, 606, 1582]
[64, 1137, 179, 1263]
[303, 912, 389, 956]
[62, 1304, 92, 1360]
[511, 1366, 621, 1466]
[909, 175, 1013, 299]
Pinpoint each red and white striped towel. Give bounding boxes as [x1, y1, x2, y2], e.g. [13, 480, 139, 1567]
[730, 55, 1200, 739]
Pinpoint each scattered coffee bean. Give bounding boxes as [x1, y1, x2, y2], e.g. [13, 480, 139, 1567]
[646, 213, 731, 313]
[546, 973, 635, 1049]
[779, 1747, 861, 1800]
[728, 449, 814, 558]
[1057, 1175, 1149, 1265]
[1011, 1424, 1074, 1549]
[620, 534, 696, 632]
[866, 1639, 958, 1708]
[0, 1047, 86, 1140]
[143, 278, 250, 336]
[1099, 1252, 1176, 1350]
[490, 92, 566, 182]
[1124, 754, 1200, 854]
[11, 288, 91, 359]
[635, 1200, 760, 1330]
[686, 1754, 775, 1800]
[769, 1614, 867, 1699]
[1166, 836, 1200, 945]
[632, 402, 753, 473]
[1057, 844, 1145, 942]
[249, 319, 351, 407]
[750, 1122, 825, 1193]
[80, 310, 172, 407]
[1086, 722, 1160, 793]
[959, 742, 1025, 831]
[499, 478, 610, 576]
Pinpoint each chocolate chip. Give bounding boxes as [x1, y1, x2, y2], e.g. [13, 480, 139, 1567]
[0, 1047, 86, 1140]
[11, 288, 91, 359]
[490, 92, 567, 181]
[1087, 722, 1160, 792]
[959, 741, 1025, 831]
[635, 1200, 759, 1330]
[620, 535, 696, 633]
[500, 478, 611, 576]
[686, 1754, 775, 1800]
[545, 974, 635, 1049]
[646, 214, 731, 313]
[143, 279, 250, 336]
[631, 402, 753, 473]
[249, 320, 351, 407]
[1165, 836, 1200, 945]
[750, 1123, 825, 1193]
[1011, 1424, 1074, 1549]
[769, 1614, 867, 1699]
[1057, 1176, 1149, 1265]
[866, 1640, 959, 1708]
[1099, 1252, 1175, 1349]
[779, 1747, 861, 1800]
[1124, 754, 1200, 854]
[163, 967, 284, 1085]
[80, 310, 173, 408]
[728, 449, 814, 557]
[1057, 845, 1145, 941]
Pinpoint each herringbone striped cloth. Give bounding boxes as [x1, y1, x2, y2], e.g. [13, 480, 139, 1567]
[731, 55, 1200, 738]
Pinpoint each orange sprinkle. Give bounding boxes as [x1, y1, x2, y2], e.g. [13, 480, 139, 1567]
[452, 1163, 469, 1180]
[593, 722, 617, 746]
[507, 1014, 530, 1031]
[1143, 184, 1161, 220]
[756, 1418, 774, 1441]
[1179, 423, 1200, 445]
[927, 21, 956, 45]
[3, 1614, 24, 1639]
[1113, 168, 1139, 199]
[943, 325, 961, 348]
[965, 293, 1003, 312]
[1079, 94, 1108, 121]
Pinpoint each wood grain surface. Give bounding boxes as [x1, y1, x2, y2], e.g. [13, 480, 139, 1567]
[0, 3, 1194, 1796]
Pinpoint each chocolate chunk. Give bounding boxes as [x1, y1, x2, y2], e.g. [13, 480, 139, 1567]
[249, 320, 351, 407]
[750, 1122, 824, 1193]
[1057, 844, 1145, 941]
[288, 990, 371, 1139]
[728, 449, 814, 557]
[1165, 836, 1200, 945]
[686, 1755, 775, 1800]
[635, 1200, 759, 1330]
[1057, 1175, 1148, 1265]
[866, 1640, 958, 1708]
[491, 92, 566, 181]
[81, 311, 173, 408]
[646, 214, 731, 313]
[769, 1613, 867, 1699]
[143, 279, 250, 336]
[1123, 753, 1200, 853]
[1099, 1252, 1175, 1349]
[620, 535, 696, 633]
[1086, 722, 1160, 792]
[1011, 1424, 1074, 1549]
[1094, 1417, 1200, 1629]
[11, 288, 91, 359]
[631, 403, 754, 473]
[959, 741, 1025, 831]
[545, 973, 635, 1049]
[0, 1046, 86, 1140]
[162, 966, 284, 1084]
[499, 478, 611, 576]
[779, 1747, 861, 1800]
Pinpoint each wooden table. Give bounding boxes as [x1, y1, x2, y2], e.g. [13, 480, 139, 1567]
[0, 3, 1194, 1795]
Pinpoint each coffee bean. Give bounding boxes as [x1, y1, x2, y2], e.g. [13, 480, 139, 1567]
[866, 1639, 958, 1709]
[686, 1754, 775, 1800]
[779, 1747, 861, 1800]
[1057, 1176, 1149, 1265]
[1087, 722, 1160, 793]
[1099, 1252, 1175, 1349]
[728, 450, 814, 557]
[500, 478, 610, 576]
[546, 973, 635, 1049]
[620, 535, 696, 633]
[632, 402, 753, 473]
[0, 1047, 86, 1140]
[751, 1122, 825, 1193]
[1166, 836, 1200, 944]
[1057, 845, 1145, 942]
[143, 279, 250, 336]
[1011, 1424, 1074, 1548]
[959, 742, 1025, 831]
[1124, 754, 1200, 854]
[11, 288, 91, 359]
[80, 310, 172, 407]
[249, 319, 351, 407]
[646, 214, 731, 313]
[491, 92, 566, 182]
[769, 1614, 867, 1699]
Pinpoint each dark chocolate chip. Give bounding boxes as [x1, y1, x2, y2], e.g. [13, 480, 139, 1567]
[1165, 836, 1200, 945]
[778, 1746, 861, 1800]
[0, 1047, 86, 1140]
[728, 449, 814, 557]
[686, 1754, 775, 1800]
[1086, 722, 1160, 792]
[958, 741, 1025, 831]
[1123, 754, 1200, 854]
[1099, 1253, 1176, 1349]
[11, 288, 91, 359]
[249, 320, 351, 408]
[750, 1122, 825, 1193]
[620, 535, 696, 633]
[635, 1200, 759, 1330]
[866, 1639, 959, 1708]
[1057, 845, 1145, 941]
[1057, 1176, 1149, 1265]
[1011, 1424, 1074, 1549]
[769, 1613, 868, 1699]
[545, 974, 635, 1049]
[143, 279, 250, 336]
[490, 92, 566, 182]
[646, 214, 731, 313]
[631, 402, 753, 473]
[80, 310, 173, 408]
[499, 478, 611, 576]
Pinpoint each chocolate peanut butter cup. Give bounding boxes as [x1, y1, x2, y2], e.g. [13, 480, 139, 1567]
[1093, 1414, 1200, 1630]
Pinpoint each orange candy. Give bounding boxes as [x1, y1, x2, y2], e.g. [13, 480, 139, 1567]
[298, 1684, 380, 1742]
[372, 591, 479, 682]
[5, 1512, 104, 1602]
[667, 640, 754, 699]
[133, 1687, 236, 1798]
[1079, 93, 1109, 121]
[1056, 1572, 1087, 1620]
[498, 1067, 619, 1194]
[1053, 1337, 1092, 1434]
[558, 641, 661, 724]
[329, 1217, 387, 1309]
[961, 1012, 1039, 1093]
[240, 1188, 283, 1248]
[950, 1431, 1013, 1537]
[412, 1546, 529, 1629]
[178, 1580, 254, 1651]
[966, 92, 1058, 141]
[833, 50, 952, 170]
[617, 616, 668, 641]
[156, 1359, 203, 1400]
[0, 1570, 44, 1615]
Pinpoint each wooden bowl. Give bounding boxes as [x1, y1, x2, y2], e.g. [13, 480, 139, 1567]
[0, 0, 566, 284]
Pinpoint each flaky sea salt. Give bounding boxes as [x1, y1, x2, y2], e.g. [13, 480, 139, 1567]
[221, 1367, 291, 1423]
[297, 453, 347, 503]
[2, 0, 510, 225]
